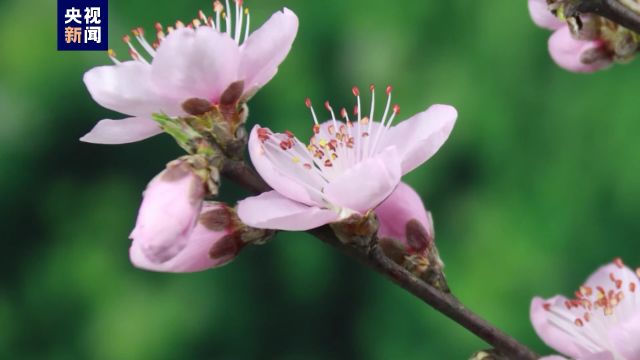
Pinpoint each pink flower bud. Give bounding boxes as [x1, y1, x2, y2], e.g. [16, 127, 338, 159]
[375, 182, 434, 252]
[129, 160, 206, 264]
[548, 27, 611, 73]
[130, 202, 242, 273]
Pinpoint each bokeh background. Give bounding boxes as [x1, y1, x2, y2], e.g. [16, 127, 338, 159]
[2, 0, 639, 358]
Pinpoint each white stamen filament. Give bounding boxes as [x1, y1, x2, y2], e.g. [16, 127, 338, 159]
[264, 140, 327, 184]
[134, 31, 157, 58]
[259, 86, 401, 193]
[225, 0, 232, 34]
[110, 0, 251, 64]
[234, 0, 242, 44]
[306, 99, 320, 126]
[368, 86, 393, 158]
[355, 88, 362, 162]
[124, 36, 149, 64]
[365, 85, 375, 157]
[243, 8, 251, 44]
[326, 102, 339, 135]
[215, 8, 221, 31]
[107, 50, 121, 65]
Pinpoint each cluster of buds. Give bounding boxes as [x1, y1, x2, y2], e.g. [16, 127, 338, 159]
[154, 80, 250, 161]
[558, 0, 640, 61]
[530, 0, 640, 72]
[130, 156, 273, 272]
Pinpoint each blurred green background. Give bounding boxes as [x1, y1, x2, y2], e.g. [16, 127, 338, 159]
[1, 0, 639, 358]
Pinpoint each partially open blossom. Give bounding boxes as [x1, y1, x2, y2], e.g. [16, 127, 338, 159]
[129, 160, 207, 264]
[376, 182, 434, 252]
[82, 0, 298, 144]
[531, 259, 640, 360]
[528, 0, 612, 73]
[131, 202, 243, 272]
[237, 86, 456, 231]
[374, 181, 447, 290]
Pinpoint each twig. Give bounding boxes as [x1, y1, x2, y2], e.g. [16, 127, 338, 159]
[222, 159, 539, 360]
[568, 0, 640, 33]
[222, 159, 270, 194]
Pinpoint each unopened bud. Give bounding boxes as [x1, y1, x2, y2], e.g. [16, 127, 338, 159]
[375, 182, 448, 291]
[129, 159, 207, 264]
[130, 202, 248, 272]
[375, 183, 434, 253]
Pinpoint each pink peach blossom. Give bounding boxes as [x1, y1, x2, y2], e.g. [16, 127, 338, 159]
[82, 1, 298, 144]
[237, 86, 456, 231]
[531, 259, 640, 360]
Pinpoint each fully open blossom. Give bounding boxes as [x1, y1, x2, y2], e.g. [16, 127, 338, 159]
[237, 86, 456, 231]
[376, 181, 434, 252]
[531, 259, 640, 360]
[131, 202, 242, 273]
[82, 0, 298, 144]
[528, 0, 611, 72]
[129, 160, 206, 264]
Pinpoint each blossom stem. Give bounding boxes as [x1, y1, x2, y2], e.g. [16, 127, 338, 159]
[221, 159, 539, 360]
[568, 0, 640, 33]
[221, 159, 270, 193]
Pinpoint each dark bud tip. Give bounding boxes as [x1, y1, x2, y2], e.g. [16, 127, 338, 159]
[209, 234, 243, 261]
[182, 98, 214, 116]
[160, 159, 193, 182]
[199, 205, 233, 231]
[220, 80, 245, 106]
[405, 219, 432, 254]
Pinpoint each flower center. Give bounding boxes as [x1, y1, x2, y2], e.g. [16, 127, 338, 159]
[258, 85, 399, 183]
[107, 0, 250, 64]
[543, 258, 640, 358]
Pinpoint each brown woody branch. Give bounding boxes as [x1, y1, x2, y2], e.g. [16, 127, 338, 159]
[221, 159, 539, 360]
[567, 0, 640, 33]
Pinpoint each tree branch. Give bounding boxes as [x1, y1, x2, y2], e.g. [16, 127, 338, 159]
[569, 0, 640, 33]
[222, 159, 539, 360]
